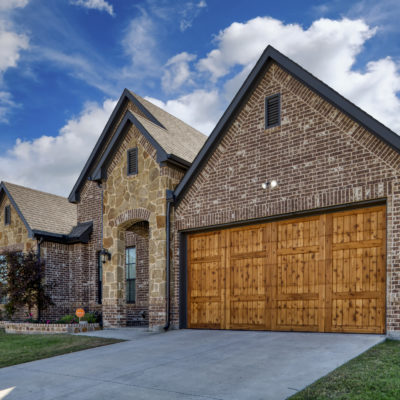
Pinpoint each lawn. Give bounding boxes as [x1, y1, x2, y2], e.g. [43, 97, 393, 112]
[0, 329, 122, 368]
[290, 339, 400, 400]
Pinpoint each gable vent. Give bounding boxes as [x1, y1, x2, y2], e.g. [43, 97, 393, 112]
[265, 94, 280, 128]
[4, 205, 10, 226]
[127, 148, 138, 176]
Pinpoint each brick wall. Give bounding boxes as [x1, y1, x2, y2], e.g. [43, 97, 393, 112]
[125, 222, 149, 325]
[173, 61, 400, 333]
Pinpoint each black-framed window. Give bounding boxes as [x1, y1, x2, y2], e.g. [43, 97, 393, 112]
[127, 148, 138, 176]
[126, 247, 136, 303]
[97, 251, 102, 304]
[0, 254, 7, 304]
[265, 93, 280, 128]
[4, 205, 11, 226]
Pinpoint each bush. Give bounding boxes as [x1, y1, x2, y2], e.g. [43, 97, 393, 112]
[57, 314, 78, 324]
[82, 312, 98, 323]
[56, 312, 100, 324]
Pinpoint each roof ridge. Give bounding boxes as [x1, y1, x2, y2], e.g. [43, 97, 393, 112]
[130, 110, 169, 132]
[129, 90, 207, 137]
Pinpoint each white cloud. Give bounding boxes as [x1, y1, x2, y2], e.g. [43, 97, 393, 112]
[146, 89, 222, 134]
[0, 99, 117, 196]
[0, 25, 29, 74]
[0, 0, 29, 11]
[162, 52, 196, 92]
[0, 2, 29, 122]
[121, 10, 160, 78]
[0, 91, 19, 123]
[190, 16, 400, 133]
[179, 1, 207, 31]
[70, 0, 114, 16]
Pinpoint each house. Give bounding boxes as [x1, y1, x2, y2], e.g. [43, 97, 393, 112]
[0, 181, 92, 319]
[1, 46, 399, 336]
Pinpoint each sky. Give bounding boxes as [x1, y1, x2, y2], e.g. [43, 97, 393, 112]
[0, 0, 400, 196]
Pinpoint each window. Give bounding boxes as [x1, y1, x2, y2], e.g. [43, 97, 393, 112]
[4, 205, 10, 226]
[265, 94, 280, 128]
[126, 247, 136, 303]
[97, 251, 102, 304]
[0, 254, 7, 304]
[127, 148, 138, 176]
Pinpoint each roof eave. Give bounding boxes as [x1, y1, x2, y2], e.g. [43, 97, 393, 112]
[32, 222, 93, 244]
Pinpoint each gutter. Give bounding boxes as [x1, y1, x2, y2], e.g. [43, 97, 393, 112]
[164, 190, 175, 331]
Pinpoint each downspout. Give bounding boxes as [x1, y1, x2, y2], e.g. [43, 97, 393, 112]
[36, 237, 44, 322]
[98, 181, 104, 308]
[164, 190, 174, 331]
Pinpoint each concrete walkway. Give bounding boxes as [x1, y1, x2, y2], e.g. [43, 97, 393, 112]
[0, 330, 384, 400]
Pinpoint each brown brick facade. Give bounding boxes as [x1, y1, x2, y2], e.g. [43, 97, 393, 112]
[173, 62, 400, 335]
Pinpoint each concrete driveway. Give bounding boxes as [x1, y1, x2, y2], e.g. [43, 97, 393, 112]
[0, 329, 383, 400]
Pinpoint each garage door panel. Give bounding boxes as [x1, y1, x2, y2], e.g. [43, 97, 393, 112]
[187, 205, 386, 333]
[230, 226, 266, 255]
[230, 300, 266, 328]
[231, 257, 266, 296]
[276, 300, 319, 331]
[188, 231, 224, 329]
[190, 301, 221, 328]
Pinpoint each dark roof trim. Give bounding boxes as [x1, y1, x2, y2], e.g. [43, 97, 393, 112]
[91, 110, 189, 181]
[32, 222, 93, 244]
[173, 45, 400, 204]
[164, 154, 191, 169]
[0, 182, 33, 238]
[68, 89, 164, 203]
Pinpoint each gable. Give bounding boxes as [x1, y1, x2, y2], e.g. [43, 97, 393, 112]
[69, 90, 206, 203]
[174, 45, 400, 205]
[0, 192, 31, 249]
[175, 59, 400, 227]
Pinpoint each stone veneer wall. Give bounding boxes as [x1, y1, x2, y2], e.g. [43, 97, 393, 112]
[101, 123, 184, 329]
[4, 322, 101, 334]
[173, 61, 400, 334]
[0, 197, 35, 252]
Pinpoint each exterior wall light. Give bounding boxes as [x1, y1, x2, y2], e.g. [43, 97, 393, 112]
[100, 248, 111, 264]
[261, 180, 278, 190]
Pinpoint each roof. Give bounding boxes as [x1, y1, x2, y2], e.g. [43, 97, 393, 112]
[130, 92, 207, 162]
[1, 182, 77, 236]
[0, 182, 91, 243]
[69, 89, 207, 202]
[173, 45, 400, 204]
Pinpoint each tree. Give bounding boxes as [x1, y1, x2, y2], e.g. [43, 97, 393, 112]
[0, 251, 53, 321]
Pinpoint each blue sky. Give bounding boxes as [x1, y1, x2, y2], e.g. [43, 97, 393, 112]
[1, 0, 400, 195]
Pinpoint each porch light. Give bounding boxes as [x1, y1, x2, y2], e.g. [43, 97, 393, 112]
[100, 248, 111, 264]
[262, 180, 278, 190]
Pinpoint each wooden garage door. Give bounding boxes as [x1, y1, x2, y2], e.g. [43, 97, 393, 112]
[187, 205, 386, 333]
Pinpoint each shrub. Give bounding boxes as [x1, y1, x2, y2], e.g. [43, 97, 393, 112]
[57, 314, 78, 324]
[82, 312, 98, 323]
[0, 251, 54, 321]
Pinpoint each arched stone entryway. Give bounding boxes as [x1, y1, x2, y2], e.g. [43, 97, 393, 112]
[102, 208, 167, 329]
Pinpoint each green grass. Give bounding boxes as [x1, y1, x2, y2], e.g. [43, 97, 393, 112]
[0, 329, 122, 368]
[290, 339, 400, 400]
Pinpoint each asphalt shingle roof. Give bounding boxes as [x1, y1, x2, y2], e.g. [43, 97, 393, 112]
[3, 182, 77, 235]
[130, 91, 207, 163]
